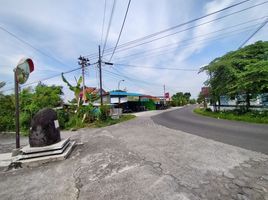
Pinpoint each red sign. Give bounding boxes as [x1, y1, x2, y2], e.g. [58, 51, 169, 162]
[201, 87, 210, 97]
[164, 92, 169, 98]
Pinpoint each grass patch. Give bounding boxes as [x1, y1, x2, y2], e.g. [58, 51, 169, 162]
[194, 108, 268, 124]
[91, 114, 136, 128]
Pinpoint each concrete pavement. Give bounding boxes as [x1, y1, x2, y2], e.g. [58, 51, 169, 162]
[0, 108, 267, 199]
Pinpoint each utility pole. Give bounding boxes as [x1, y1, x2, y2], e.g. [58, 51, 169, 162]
[98, 45, 103, 106]
[98, 45, 114, 106]
[163, 84, 166, 106]
[78, 56, 90, 103]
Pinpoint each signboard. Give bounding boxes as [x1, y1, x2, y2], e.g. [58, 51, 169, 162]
[201, 87, 210, 97]
[164, 92, 169, 99]
[15, 58, 34, 84]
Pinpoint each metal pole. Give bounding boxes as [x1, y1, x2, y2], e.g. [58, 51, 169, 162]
[118, 79, 124, 90]
[163, 84, 166, 106]
[99, 45, 103, 106]
[14, 69, 20, 149]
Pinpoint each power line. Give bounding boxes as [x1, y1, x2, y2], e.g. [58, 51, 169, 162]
[103, 68, 155, 85]
[100, 2, 268, 58]
[85, 0, 255, 58]
[108, 0, 132, 62]
[100, 0, 107, 47]
[113, 63, 199, 71]
[115, 24, 261, 63]
[113, 18, 265, 62]
[1, 66, 85, 93]
[102, 0, 117, 57]
[239, 18, 268, 48]
[0, 26, 70, 68]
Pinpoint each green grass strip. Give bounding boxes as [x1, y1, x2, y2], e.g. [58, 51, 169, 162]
[194, 108, 268, 124]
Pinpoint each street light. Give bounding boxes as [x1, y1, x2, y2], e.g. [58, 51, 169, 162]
[118, 79, 125, 91]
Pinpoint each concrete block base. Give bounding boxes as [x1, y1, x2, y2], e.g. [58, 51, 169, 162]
[12, 138, 75, 167]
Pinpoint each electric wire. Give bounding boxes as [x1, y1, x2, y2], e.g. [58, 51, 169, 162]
[1, 66, 86, 93]
[114, 23, 263, 63]
[99, 2, 268, 59]
[100, 0, 107, 48]
[85, 0, 255, 58]
[102, 0, 117, 57]
[113, 63, 199, 71]
[0, 26, 71, 68]
[239, 18, 268, 48]
[108, 0, 132, 62]
[113, 18, 266, 62]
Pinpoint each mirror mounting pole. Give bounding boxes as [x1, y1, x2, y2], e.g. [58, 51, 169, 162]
[14, 68, 20, 149]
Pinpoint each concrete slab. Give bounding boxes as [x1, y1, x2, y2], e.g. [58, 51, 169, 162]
[21, 138, 70, 154]
[16, 141, 75, 167]
[0, 152, 12, 167]
[17, 140, 70, 160]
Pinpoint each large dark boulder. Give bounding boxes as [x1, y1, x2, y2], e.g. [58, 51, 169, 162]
[29, 108, 61, 147]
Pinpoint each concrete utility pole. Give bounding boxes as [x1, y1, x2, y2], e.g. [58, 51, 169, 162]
[78, 56, 90, 103]
[163, 84, 166, 105]
[98, 45, 113, 106]
[98, 46, 103, 106]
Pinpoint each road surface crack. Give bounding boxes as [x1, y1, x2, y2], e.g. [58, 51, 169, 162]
[72, 166, 83, 200]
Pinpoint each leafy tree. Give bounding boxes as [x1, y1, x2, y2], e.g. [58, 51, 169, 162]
[0, 94, 15, 132]
[171, 92, 191, 106]
[0, 81, 6, 97]
[200, 41, 268, 110]
[184, 92, 191, 102]
[19, 84, 63, 132]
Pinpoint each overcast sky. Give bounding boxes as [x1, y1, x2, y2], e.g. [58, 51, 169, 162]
[0, 0, 267, 100]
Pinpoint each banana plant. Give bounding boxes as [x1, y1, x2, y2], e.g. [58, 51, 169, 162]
[61, 73, 82, 110]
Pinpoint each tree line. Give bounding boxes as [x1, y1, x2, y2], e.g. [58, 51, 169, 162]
[199, 41, 268, 111]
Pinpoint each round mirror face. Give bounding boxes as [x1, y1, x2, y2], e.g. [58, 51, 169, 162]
[16, 61, 30, 84]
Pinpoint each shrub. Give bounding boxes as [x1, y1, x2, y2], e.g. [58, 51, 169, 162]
[65, 115, 85, 130]
[99, 105, 110, 121]
[143, 99, 156, 110]
[56, 109, 70, 129]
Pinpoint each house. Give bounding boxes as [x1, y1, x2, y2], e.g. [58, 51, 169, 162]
[80, 86, 110, 105]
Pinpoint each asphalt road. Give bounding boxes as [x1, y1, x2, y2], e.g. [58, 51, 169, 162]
[152, 105, 268, 155]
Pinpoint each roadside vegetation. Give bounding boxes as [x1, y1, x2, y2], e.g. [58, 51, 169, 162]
[0, 75, 136, 135]
[197, 41, 268, 122]
[171, 92, 196, 106]
[194, 108, 268, 124]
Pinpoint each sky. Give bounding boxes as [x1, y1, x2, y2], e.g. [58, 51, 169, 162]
[0, 0, 267, 100]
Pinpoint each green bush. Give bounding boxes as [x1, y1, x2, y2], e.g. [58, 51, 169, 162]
[0, 115, 15, 132]
[142, 99, 156, 110]
[20, 112, 31, 136]
[99, 105, 110, 121]
[56, 109, 70, 129]
[65, 115, 85, 130]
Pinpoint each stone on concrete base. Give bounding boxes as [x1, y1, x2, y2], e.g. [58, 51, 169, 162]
[12, 138, 75, 167]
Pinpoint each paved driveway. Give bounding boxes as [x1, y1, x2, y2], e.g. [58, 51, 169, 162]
[0, 109, 267, 200]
